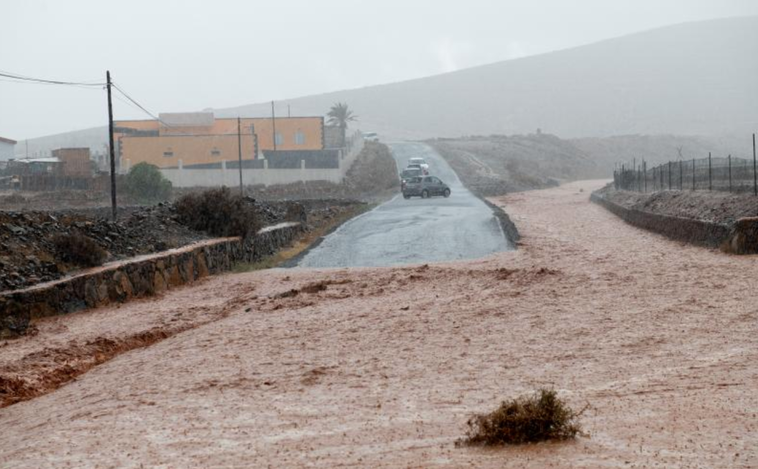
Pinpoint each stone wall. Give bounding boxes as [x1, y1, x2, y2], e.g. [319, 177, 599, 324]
[0, 222, 302, 338]
[591, 191, 736, 248]
[482, 198, 520, 247]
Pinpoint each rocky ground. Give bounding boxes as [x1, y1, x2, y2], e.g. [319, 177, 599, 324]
[595, 184, 758, 224]
[1, 180, 756, 468]
[0, 199, 365, 292]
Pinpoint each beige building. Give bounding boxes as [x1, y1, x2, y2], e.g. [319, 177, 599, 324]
[116, 112, 325, 170]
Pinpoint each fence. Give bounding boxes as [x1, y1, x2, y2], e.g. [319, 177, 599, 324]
[614, 134, 758, 195]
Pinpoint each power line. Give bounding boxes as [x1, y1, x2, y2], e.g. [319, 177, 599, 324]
[112, 82, 174, 128]
[0, 70, 105, 87]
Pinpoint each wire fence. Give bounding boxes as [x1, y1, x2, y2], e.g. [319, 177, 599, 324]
[614, 135, 758, 195]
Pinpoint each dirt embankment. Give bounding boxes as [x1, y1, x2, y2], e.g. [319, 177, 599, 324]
[428, 134, 599, 197]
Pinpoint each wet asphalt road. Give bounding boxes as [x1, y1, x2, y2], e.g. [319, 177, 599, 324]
[295, 142, 512, 268]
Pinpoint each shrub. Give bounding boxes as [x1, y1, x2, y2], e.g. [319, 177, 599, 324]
[52, 233, 108, 267]
[124, 162, 172, 204]
[174, 187, 261, 238]
[461, 389, 582, 446]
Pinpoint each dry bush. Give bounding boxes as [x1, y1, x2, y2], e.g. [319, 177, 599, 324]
[52, 233, 107, 267]
[174, 187, 261, 238]
[461, 389, 582, 446]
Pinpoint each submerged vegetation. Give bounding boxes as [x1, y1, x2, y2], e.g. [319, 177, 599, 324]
[461, 389, 583, 446]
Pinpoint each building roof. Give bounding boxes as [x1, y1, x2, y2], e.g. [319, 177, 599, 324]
[0, 136, 17, 145]
[13, 157, 60, 164]
[159, 112, 215, 127]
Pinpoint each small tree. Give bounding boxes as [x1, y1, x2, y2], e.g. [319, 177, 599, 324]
[124, 162, 172, 204]
[327, 102, 357, 147]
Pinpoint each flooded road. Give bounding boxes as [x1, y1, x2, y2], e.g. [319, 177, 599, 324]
[296, 142, 512, 268]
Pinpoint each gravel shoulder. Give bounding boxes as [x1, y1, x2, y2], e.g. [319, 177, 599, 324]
[1, 180, 757, 468]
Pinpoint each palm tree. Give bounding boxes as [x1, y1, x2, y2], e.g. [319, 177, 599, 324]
[327, 102, 357, 147]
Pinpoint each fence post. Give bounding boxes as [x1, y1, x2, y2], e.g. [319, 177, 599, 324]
[668, 161, 672, 190]
[643, 161, 647, 193]
[728, 154, 732, 192]
[753, 133, 757, 196]
[621, 164, 625, 190]
[708, 152, 712, 191]
[660, 163, 664, 189]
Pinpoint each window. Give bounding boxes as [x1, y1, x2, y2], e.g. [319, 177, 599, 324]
[211, 149, 221, 156]
[274, 133, 283, 146]
[163, 151, 174, 158]
[294, 131, 305, 145]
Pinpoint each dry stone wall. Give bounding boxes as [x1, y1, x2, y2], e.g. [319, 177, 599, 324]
[0, 223, 302, 338]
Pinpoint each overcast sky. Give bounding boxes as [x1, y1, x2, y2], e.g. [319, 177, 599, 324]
[2, 0, 757, 140]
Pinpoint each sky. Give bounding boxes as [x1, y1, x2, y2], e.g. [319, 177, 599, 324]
[1, 0, 757, 140]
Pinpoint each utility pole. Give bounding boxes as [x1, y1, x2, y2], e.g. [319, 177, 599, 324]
[237, 117, 243, 196]
[271, 101, 277, 152]
[106, 70, 117, 220]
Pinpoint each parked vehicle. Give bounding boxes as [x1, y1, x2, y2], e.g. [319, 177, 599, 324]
[402, 175, 451, 199]
[405, 163, 428, 175]
[400, 167, 423, 191]
[363, 132, 379, 142]
[408, 157, 429, 172]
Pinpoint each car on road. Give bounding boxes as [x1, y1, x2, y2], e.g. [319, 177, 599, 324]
[408, 157, 429, 172]
[405, 163, 428, 175]
[402, 175, 451, 199]
[400, 167, 423, 191]
[363, 132, 379, 142]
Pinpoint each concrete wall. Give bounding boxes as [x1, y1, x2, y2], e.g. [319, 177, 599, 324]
[590, 191, 732, 248]
[161, 130, 365, 188]
[0, 222, 302, 338]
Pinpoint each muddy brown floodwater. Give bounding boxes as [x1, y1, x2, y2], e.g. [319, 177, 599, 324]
[1, 180, 757, 468]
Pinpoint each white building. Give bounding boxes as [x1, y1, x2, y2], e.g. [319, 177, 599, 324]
[0, 136, 17, 161]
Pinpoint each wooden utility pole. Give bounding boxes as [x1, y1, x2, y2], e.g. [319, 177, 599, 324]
[237, 117, 243, 196]
[106, 70, 117, 220]
[271, 101, 277, 151]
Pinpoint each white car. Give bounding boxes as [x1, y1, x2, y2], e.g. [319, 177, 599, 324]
[408, 157, 429, 172]
[363, 132, 379, 142]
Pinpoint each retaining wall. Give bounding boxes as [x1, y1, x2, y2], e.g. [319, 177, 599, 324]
[0, 222, 302, 338]
[591, 191, 741, 249]
[482, 198, 520, 247]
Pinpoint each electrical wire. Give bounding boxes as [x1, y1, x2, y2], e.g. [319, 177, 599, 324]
[0, 70, 105, 87]
[111, 82, 175, 128]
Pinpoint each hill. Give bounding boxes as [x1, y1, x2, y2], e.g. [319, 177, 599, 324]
[21, 17, 757, 158]
[216, 16, 758, 140]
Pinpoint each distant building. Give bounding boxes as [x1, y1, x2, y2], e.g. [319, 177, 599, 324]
[52, 148, 92, 177]
[0, 136, 17, 161]
[115, 112, 325, 171]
